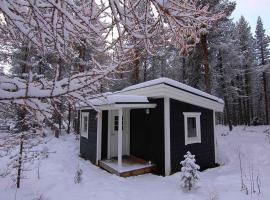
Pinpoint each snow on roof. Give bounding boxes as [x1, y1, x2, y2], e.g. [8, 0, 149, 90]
[82, 94, 149, 107]
[121, 77, 224, 104]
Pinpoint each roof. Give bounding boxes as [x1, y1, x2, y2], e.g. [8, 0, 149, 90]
[121, 78, 224, 104]
[77, 94, 153, 110]
[88, 94, 149, 106]
[78, 78, 224, 112]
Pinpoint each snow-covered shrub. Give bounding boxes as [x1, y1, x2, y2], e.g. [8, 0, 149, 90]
[180, 151, 200, 191]
[74, 167, 83, 184]
[41, 146, 49, 158]
[208, 190, 219, 200]
[221, 132, 229, 136]
[263, 129, 270, 143]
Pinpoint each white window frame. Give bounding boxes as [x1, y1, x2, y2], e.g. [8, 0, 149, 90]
[80, 112, 89, 138]
[183, 112, 201, 145]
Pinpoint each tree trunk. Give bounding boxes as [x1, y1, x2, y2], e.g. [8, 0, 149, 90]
[132, 50, 140, 84]
[217, 50, 232, 130]
[182, 57, 186, 83]
[143, 59, 147, 82]
[67, 103, 71, 134]
[78, 42, 86, 72]
[263, 72, 269, 124]
[244, 67, 251, 126]
[17, 134, 24, 188]
[200, 34, 211, 94]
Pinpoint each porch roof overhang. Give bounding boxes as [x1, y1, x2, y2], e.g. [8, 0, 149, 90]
[79, 103, 157, 110]
[77, 94, 156, 110]
[97, 103, 156, 110]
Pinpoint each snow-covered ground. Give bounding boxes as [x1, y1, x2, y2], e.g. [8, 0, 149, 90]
[1, 125, 270, 200]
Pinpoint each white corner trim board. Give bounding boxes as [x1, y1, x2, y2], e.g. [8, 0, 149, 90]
[96, 112, 102, 165]
[80, 112, 89, 139]
[164, 97, 171, 176]
[183, 112, 201, 145]
[213, 111, 217, 163]
[107, 110, 111, 159]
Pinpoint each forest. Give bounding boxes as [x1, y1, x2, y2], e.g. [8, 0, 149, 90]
[0, 0, 270, 192]
[0, 0, 269, 135]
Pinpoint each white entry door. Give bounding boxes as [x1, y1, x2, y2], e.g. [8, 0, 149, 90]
[110, 109, 130, 158]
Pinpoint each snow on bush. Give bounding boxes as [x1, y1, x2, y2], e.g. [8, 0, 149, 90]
[264, 129, 270, 143]
[180, 151, 200, 191]
[74, 167, 83, 184]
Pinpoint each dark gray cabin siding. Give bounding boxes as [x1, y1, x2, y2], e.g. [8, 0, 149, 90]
[101, 110, 108, 159]
[76, 110, 81, 134]
[130, 98, 165, 175]
[80, 109, 97, 164]
[170, 99, 215, 173]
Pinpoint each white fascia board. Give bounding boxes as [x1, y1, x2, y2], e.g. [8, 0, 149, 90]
[99, 103, 157, 110]
[112, 84, 224, 112]
[162, 85, 224, 112]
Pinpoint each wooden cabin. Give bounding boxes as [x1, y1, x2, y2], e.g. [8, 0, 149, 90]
[76, 78, 224, 177]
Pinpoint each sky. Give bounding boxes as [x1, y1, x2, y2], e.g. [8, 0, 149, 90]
[232, 0, 270, 35]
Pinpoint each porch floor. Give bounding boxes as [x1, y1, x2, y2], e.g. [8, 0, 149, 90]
[99, 156, 155, 177]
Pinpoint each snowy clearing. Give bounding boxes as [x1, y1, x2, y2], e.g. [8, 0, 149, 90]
[1, 125, 270, 200]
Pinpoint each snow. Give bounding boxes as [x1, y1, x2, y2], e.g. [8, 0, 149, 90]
[100, 159, 154, 173]
[1, 125, 270, 200]
[121, 78, 224, 104]
[80, 94, 149, 107]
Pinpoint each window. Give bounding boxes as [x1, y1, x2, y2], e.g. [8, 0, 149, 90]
[183, 112, 201, 145]
[81, 112, 89, 138]
[114, 116, 123, 131]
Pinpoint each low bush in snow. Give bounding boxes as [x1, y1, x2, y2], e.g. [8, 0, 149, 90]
[74, 167, 83, 184]
[180, 151, 200, 191]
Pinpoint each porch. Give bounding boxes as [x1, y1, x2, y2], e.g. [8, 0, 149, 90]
[99, 155, 156, 177]
[93, 96, 157, 177]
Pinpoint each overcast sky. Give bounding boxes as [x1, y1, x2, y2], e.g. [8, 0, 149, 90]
[232, 0, 270, 35]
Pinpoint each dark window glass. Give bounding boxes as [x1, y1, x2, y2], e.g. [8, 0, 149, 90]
[114, 116, 123, 131]
[114, 116, 119, 131]
[83, 116, 88, 132]
[187, 117, 196, 137]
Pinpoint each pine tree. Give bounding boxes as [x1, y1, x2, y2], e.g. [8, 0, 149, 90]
[255, 17, 270, 125]
[180, 151, 200, 191]
[234, 16, 256, 125]
[255, 17, 270, 65]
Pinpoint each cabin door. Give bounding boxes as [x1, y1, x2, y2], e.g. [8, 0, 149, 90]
[110, 109, 130, 158]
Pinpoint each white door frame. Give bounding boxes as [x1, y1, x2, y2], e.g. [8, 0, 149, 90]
[107, 109, 130, 159]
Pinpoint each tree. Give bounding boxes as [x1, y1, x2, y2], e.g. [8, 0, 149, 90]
[180, 151, 200, 191]
[255, 17, 270, 125]
[234, 16, 255, 125]
[0, 0, 223, 129]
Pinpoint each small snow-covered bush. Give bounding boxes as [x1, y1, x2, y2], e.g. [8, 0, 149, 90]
[74, 167, 83, 184]
[41, 146, 49, 158]
[180, 151, 200, 191]
[263, 129, 270, 143]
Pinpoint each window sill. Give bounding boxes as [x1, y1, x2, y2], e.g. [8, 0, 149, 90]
[81, 134, 88, 139]
[185, 137, 201, 145]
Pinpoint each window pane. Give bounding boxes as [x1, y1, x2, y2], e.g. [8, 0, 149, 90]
[114, 116, 118, 131]
[114, 115, 123, 131]
[83, 116, 88, 132]
[187, 117, 196, 137]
